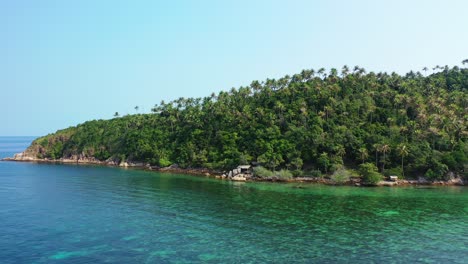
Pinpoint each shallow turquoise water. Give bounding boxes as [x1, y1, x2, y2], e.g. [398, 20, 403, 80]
[0, 137, 467, 263]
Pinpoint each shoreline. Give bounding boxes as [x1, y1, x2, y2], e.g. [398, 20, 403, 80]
[2, 156, 466, 187]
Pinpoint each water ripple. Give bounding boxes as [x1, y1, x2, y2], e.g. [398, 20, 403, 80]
[0, 161, 466, 263]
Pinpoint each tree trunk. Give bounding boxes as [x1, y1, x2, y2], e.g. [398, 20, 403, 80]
[375, 150, 379, 168]
[401, 156, 404, 177]
[382, 152, 386, 172]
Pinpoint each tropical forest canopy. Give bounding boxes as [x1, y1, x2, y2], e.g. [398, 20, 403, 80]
[29, 63, 468, 180]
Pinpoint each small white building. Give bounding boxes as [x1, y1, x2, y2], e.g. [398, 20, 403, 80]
[237, 165, 252, 173]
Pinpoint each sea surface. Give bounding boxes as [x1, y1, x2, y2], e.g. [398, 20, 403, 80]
[0, 137, 467, 263]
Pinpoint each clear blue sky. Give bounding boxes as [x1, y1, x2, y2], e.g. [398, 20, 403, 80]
[1, 0, 467, 136]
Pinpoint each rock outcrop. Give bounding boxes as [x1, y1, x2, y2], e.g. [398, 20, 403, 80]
[222, 165, 252, 181]
[2, 153, 465, 186]
[2, 152, 151, 168]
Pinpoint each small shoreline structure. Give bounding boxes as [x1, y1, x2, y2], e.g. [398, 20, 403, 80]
[3, 152, 466, 187]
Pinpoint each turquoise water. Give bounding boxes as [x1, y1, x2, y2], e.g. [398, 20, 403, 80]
[0, 137, 467, 263]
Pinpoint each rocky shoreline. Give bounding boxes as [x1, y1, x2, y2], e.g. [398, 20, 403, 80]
[2, 153, 466, 187]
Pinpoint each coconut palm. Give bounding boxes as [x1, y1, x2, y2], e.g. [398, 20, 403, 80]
[397, 144, 409, 177]
[372, 144, 381, 167]
[341, 65, 350, 77]
[329, 68, 338, 78]
[358, 147, 369, 164]
[378, 144, 390, 171]
[317, 68, 326, 79]
[422, 67, 428, 76]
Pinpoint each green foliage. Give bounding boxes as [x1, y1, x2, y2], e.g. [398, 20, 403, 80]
[302, 170, 323, 178]
[253, 167, 293, 180]
[253, 166, 274, 178]
[158, 158, 172, 167]
[359, 163, 383, 185]
[331, 168, 351, 184]
[425, 161, 449, 180]
[289, 157, 303, 170]
[291, 169, 303, 177]
[317, 153, 331, 173]
[24, 64, 467, 179]
[384, 167, 403, 178]
[275, 169, 293, 180]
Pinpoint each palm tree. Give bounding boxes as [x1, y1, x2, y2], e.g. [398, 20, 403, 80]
[372, 144, 381, 167]
[134, 106, 139, 113]
[114, 112, 119, 117]
[151, 104, 160, 113]
[300, 69, 312, 82]
[422, 67, 428, 76]
[329, 68, 338, 78]
[318, 68, 326, 79]
[379, 144, 391, 172]
[323, 105, 333, 120]
[341, 65, 350, 77]
[358, 147, 368, 163]
[397, 144, 409, 177]
[353, 65, 360, 73]
[335, 145, 346, 159]
[310, 69, 316, 78]
[462, 59, 468, 65]
[274, 102, 286, 120]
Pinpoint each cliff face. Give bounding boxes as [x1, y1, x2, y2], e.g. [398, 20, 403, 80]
[6, 129, 142, 167]
[24, 132, 73, 159]
[21, 142, 46, 160]
[4, 139, 47, 161]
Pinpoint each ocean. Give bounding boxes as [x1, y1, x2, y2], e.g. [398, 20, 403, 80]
[0, 137, 467, 263]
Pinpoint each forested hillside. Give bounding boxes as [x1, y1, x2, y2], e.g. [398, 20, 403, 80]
[26, 64, 467, 180]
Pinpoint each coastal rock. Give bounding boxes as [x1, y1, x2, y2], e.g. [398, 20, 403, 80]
[231, 175, 246, 181]
[447, 177, 464, 185]
[7, 152, 37, 161]
[3, 153, 465, 187]
[418, 177, 429, 184]
[377, 181, 398, 186]
[104, 158, 115, 165]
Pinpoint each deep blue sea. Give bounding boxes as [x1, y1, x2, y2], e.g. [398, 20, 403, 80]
[0, 137, 467, 263]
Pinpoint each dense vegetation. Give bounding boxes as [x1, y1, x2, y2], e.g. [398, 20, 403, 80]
[29, 63, 467, 180]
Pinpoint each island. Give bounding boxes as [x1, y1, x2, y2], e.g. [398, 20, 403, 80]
[4, 64, 467, 186]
